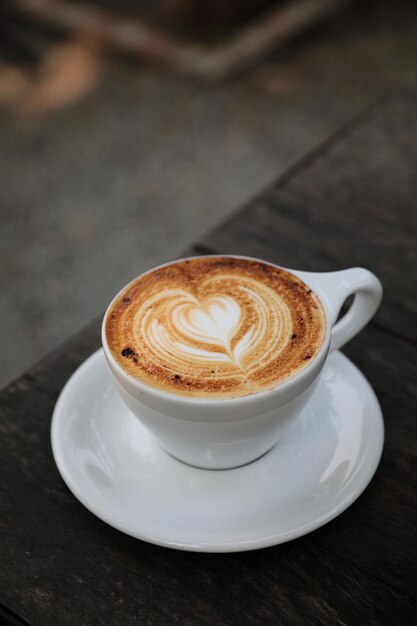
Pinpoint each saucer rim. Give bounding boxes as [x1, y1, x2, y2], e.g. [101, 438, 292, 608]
[51, 349, 384, 553]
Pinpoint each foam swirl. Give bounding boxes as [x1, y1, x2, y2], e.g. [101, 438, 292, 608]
[106, 257, 326, 398]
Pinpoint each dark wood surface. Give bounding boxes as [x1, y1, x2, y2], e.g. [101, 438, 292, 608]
[1, 92, 416, 625]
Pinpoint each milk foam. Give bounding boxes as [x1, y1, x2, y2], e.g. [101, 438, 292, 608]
[106, 257, 326, 398]
[134, 280, 292, 375]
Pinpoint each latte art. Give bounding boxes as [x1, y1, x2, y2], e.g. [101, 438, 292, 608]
[137, 282, 291, 373]
[106, 257, 326, 398]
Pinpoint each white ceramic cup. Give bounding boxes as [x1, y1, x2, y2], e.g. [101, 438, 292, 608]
[102, 256, 382, 470]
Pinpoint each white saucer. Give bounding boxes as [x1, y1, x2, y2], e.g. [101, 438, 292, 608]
[51, 349, 383, 552]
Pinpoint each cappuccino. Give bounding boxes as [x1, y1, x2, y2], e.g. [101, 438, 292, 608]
[105, 257, 326, 398]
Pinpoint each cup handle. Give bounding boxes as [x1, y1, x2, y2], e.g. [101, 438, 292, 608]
[291, 268, 383, 352]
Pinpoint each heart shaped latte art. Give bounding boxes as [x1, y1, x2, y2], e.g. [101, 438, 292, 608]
[135, 284, 292, 376]
[106, 258, 326, 397]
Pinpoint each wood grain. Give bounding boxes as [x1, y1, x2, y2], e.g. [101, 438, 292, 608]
[0, 320, 416, 624]
[0, 92, 416, 625]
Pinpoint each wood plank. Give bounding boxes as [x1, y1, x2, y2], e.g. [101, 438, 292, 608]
[197, 93, 417, 340]
[0, 302, 416, 624]
[280, 92, 417, 236]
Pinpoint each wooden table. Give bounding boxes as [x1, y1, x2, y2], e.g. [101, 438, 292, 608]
[1, 92, 416, 625]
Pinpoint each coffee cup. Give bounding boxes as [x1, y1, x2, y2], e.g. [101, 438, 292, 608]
[102, 256, 382, 470]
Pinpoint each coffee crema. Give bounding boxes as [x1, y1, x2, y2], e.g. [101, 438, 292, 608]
[105, 257, 326, 398]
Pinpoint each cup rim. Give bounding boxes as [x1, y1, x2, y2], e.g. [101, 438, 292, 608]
[101, 254, 331, 407]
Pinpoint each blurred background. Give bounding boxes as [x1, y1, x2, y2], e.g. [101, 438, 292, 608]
[0, 0, 416, 389]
